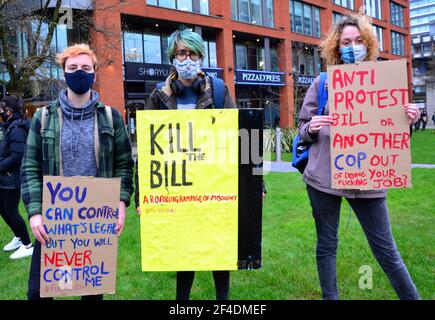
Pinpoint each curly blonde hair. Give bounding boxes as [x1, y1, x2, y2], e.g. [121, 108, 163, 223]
[320, 14, 379, 65]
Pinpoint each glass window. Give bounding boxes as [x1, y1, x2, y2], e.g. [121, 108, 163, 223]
[333, 0, 354, 10]
[203, 41, 210, 68]
[250, 0, 262, 25]
[422, 44, 431, 53]
[290, 1, 320, 37]
[391, 31, 405, 56]
[158, 0, 176, 9]
[235, 44, 247, 69]
[364, 0, 382, 20]
[372, 25, 383, 51]
[266, 0, 274, 27]
[247, 45, 258, 70]
[258, 47, 265, 71]
[333, 12, 344, 25]
[238, 0, 250, 22]
[314, 7, 320, 37]
[232, 0, 238, 20]
[270, 48, 278, 72]
[56, 24, 68, 54]
[293, 1, 303, 33]
[147, 0, 209, 14]
[303, 4, 312, 35]
[178, 0, 193, 12]
[411, 0, 434, 8]
[124, 32, 144, 63]
[200, 0, 209, 14]
[292, 42, 319, 76]
[161, 33, 170, 64]
[390, 2, 404, 28]
[232, 0, 274, 27]
[209, 41, 217, 67]
[235, 43, 269, 71]
[144, 33, 161, 63]
[202, 40, 217, 68]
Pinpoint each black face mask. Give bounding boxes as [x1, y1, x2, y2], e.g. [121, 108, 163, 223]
[64, 70, 95, 95]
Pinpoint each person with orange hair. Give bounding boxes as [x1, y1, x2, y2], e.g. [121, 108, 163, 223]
[297, 15, 420, 300]
[21, 44, 134, 300]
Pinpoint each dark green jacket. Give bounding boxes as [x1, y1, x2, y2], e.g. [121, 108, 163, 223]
[21, 99, 134, 218]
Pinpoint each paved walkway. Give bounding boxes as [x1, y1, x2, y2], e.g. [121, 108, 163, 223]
[264, 161, 435, 173]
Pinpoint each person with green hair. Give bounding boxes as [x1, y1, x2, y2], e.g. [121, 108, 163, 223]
[136, 27, 236, 300]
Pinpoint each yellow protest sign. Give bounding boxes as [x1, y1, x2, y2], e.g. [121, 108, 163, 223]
[137, 109, 239, 271]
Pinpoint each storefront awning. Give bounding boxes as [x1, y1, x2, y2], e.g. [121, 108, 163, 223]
[124, 62, 223, 82]
[235, 70, 285, 86]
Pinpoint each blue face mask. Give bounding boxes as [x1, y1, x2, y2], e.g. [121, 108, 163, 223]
[173, 58, 201, 80]
[340, 45, 367, 64]
[64, 70, 95, 95]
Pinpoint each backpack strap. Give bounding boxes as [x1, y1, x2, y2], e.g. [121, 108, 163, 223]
[317, 72, 328, 116]
[156, 82, 167, 109]
[211, 76, 225, 109]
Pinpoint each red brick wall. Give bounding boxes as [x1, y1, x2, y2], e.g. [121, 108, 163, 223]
[91, 6, 125, 117]
[91, 0, 412, 127]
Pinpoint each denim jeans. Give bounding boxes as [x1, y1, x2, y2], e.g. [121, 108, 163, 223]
[28, 240, 103, 300]
[307, 185, 420, 300]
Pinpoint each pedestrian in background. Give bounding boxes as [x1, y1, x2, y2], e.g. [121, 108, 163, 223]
[0, 96, 33, 259]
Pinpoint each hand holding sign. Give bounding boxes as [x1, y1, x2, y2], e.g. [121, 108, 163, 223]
[308, 115, 334, 134]
[115, 201, 126, 236]
[30, 214, 49, 245]
[404, 103, 420, 124]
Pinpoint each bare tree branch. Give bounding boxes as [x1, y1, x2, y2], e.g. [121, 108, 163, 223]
[0, 0, 126, 98]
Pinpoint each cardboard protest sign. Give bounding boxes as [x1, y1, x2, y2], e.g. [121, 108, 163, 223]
[137, 109, 239, 271]
[40, 176, 120, 297]
[328, 60, 411, 190]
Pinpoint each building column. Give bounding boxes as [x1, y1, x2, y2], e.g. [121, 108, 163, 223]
[215, 0, 235, 100]
[278, 38, 294, 128]
[275, 0, 293, 128]
[264, 37, 271, 71]
[90, 9, 125, 117]
[403, 3, 413, 102]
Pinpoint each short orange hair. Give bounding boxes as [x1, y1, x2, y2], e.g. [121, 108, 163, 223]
[56, 43, 98, 71]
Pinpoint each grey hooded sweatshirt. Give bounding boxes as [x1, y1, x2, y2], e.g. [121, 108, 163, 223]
[59, 89, 99, 178]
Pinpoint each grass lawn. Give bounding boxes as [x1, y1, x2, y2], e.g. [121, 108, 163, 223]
[0, 168, 433, 300]
[0, 130, 433, 300]
[411, 129, 435, 164]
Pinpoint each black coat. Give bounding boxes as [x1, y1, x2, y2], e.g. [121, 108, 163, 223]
[0, 114, 30, 189]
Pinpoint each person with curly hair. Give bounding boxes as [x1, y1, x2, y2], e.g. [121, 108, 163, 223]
[297, 14, 420, 300]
